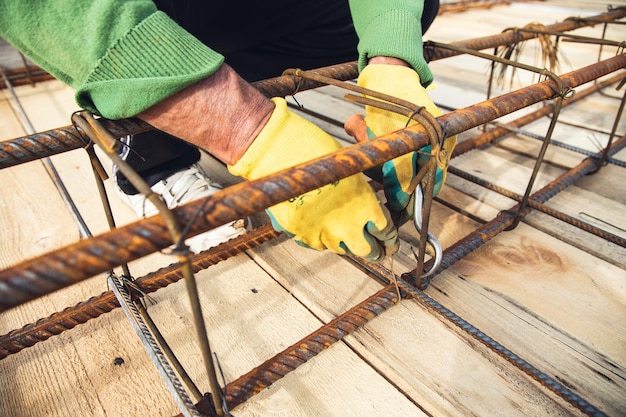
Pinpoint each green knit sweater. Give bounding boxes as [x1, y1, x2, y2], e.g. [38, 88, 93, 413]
[0, 1, 430, 119]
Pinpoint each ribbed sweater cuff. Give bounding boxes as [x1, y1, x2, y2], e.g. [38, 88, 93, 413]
[357, 10, 433, 87]
[76, 11, 224, 119]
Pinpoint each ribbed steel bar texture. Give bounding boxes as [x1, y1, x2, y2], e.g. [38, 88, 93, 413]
[1, 8, 623, 170]
[408, 133, 626, 288]
[224, 285, 399, 409]
[0, 117, 152, 169]
[448, 165, 626, 247]
[452, 72, 626, 157]
[0, 224, 280, 359]
[3, 72, 624, 358]
[108, 273, 204, 417]
[0, 54, 623, 313]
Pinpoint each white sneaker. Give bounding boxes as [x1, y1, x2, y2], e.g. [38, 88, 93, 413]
[116, 163, 249, 252]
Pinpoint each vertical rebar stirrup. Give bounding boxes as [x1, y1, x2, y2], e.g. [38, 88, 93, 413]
[71, 112, 227, 417]
[426, 41, 578, 229]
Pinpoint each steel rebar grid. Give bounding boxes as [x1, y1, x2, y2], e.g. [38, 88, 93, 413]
[406, 132, 626, 289]
[72, 112, 226, 416]
[6, 121, 619, 363]
[2, 66, 624, 360]
[0, 224, 279, 359]
[0, 53, 624, 313]
[0, 10, 620, 417]
[2, 8, 624, 171]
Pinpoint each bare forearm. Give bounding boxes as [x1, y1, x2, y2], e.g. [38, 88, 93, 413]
[368, 56, 409, 67]
[137, 64, 274, 165]
[137, 58, 407, 165]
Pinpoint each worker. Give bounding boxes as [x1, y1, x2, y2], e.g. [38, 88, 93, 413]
[0, 0, 454, 261]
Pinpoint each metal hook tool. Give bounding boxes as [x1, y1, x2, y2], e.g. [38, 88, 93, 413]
[412, 185, 443, 278]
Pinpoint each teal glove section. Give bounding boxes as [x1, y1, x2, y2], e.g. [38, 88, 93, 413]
[229, 98, 399, 261]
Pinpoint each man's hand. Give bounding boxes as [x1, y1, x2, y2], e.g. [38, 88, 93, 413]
[229, 98, 399, 261]
[345, 62, 457, 213]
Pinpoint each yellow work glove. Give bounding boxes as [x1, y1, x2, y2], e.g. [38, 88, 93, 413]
[349, 64, 457, 212]
[228, 98, 399, 261]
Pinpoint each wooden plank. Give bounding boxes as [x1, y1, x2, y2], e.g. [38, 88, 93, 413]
[0, 160, 79, 269]
[0, 303, 178, 417]
[1, 3, 625, 416]
[425, 226, 626, 416]
[547, 185, 626, 239]
[391, 143, 626, 415]
[387, 185, 626, 415]
[575, 163, 626, 206]
[248, 237, 583, 416]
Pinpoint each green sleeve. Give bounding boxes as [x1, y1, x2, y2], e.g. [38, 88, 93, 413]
[348, 0, 433, 86]
[0, 1, 224, 119]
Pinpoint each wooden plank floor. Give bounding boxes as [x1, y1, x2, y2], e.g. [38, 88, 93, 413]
[1, 1, 625, 416]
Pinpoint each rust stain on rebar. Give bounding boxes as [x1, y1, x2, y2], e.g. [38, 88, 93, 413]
[0, 55, 624, 313]
[407, 134, 626, 285]
[224, 285, 399, 409]
[0, 118, 152, 169]
[0, 225, 280, 359]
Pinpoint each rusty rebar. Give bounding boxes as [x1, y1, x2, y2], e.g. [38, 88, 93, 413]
[0, 117, 152, 169]
[0, 224, 280, 360]
[224, 284, 400, 409]
[10, 75, 620, 359]
[0, 54, 624, 313]
[0, 62, 625, 344]
[405, 133, 626, 288]
[1, 8, 624, 171]
[5, 71, 623, 358]
[452, 72, 626, 157]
